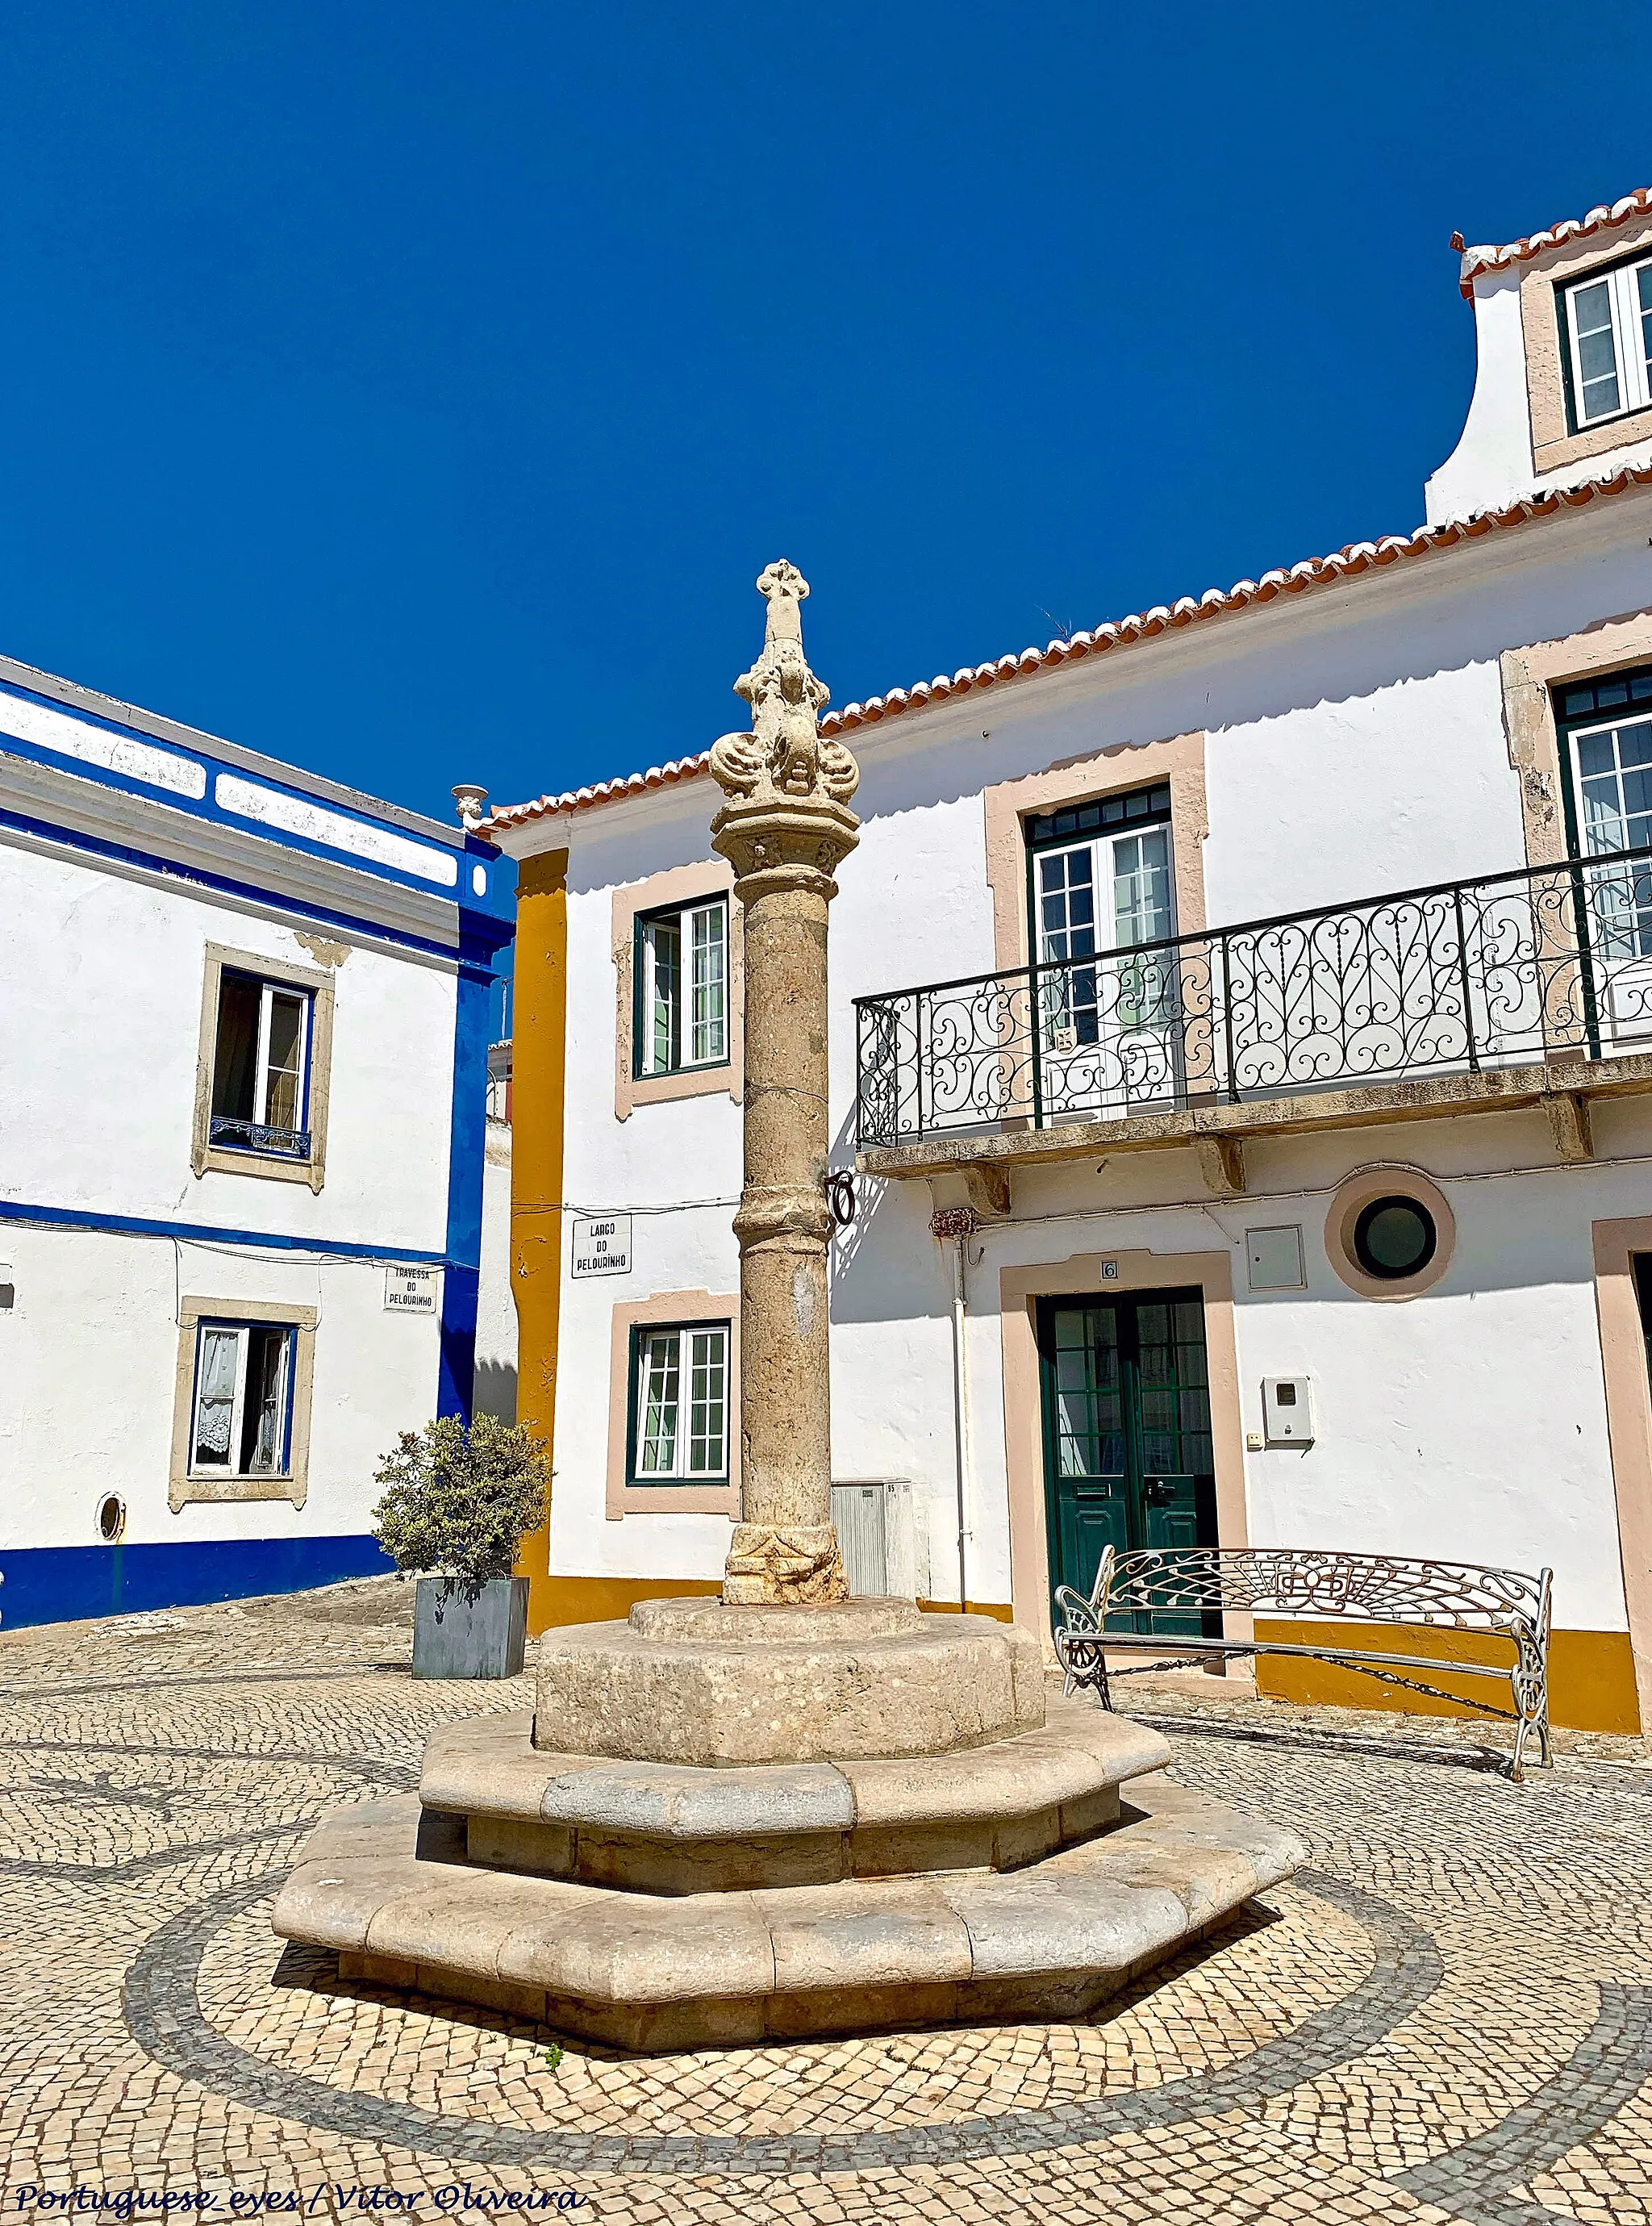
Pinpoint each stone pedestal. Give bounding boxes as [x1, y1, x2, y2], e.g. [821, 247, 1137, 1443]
[271, 569, 1307, 2052]
[532, 1597, 1043, 1765]
[273, 1600, 1306, 2052]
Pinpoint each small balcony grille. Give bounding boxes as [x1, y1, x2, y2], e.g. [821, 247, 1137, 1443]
[209, 1116, 314, 1160]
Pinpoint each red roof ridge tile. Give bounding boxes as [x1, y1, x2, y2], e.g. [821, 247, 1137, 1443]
[482, 463, 1652, 833]
[1458, 187, 1652, 296]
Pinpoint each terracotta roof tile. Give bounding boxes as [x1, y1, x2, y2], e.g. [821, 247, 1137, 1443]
[482, 463, 1652, 833]
[1458, 187, 1652, 296]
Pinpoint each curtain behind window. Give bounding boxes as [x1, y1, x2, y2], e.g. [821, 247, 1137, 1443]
[211, 975, 261, 1121]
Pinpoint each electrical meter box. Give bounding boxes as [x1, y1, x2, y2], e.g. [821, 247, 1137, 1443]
[1262, 1376, 1315, 1446]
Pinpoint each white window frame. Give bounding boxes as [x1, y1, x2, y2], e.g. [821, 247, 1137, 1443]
[169, 1296, 318, 1510]
[188, 1320, 295, 1479]
[636, 897, 729, 1077]
[1563, 256, 1652, 429]
[630, 1320, 731, 1481]
[1033, 823, 1178, 1032]
[212, 975, 312, 1139]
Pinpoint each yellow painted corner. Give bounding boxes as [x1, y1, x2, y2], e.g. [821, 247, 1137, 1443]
[1253, 1619, 1640, 1735]
[526, 1572, 722, 1637]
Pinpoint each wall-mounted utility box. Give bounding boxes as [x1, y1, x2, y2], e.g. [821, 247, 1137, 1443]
[1262, 1376, 1315, 1446]
[1246, 1226, 1306, 1291]
[831, 1480, 929, 1600]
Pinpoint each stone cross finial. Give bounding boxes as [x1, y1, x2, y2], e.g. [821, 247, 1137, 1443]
[711, 562, 858, 814]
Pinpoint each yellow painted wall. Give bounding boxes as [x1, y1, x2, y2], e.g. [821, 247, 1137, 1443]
[1254, 1618, 1640, 1734]
[507, 849, 570, 1638]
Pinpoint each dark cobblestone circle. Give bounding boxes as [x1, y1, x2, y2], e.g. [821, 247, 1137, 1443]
[125, 1865, 1441, 2178]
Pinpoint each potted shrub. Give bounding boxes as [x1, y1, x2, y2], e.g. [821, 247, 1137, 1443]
[371, 1414, 549, 1679]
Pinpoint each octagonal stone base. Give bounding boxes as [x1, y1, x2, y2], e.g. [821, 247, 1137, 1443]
[532, 1598, 1045, 1766]
[425, 1699, 1173, 1894]
[274, 1774, 1304, 2053]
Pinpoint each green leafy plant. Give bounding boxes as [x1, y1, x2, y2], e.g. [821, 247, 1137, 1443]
[540, 2042, 565, 2073]
[370, 1414, 550, 1601]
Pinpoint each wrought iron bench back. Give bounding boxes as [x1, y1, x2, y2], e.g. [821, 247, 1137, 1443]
[1095, 1547, 1549, 1635]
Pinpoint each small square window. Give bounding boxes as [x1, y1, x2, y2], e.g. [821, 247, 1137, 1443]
[628, 1321, 730, 1481]
[189, 1320, 297, 1479]
[210, 970, 314, 1160]
[634, 896, 729, 1078]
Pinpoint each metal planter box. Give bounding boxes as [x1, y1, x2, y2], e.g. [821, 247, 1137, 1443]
[413, 1576, 529, 1680]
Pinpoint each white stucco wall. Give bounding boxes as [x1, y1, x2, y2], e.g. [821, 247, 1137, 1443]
[5, 845, 455, 1248]
[524, 489, 1652, 1635]
[0, 840, 467, 1584]
[1425, 274, 1537, 526]
[474, 1119, 519, 1422]
[0, 1223, 440, 1555]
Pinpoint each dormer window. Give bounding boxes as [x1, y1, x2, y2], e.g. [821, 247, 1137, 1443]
[1561, 255, 1652, 428]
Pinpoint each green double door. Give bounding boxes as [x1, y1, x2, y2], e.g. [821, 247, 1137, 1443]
[1037, 1288, 1217, 1630]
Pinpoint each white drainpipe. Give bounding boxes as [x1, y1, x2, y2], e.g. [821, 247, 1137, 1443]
[931, 1205, 981, 1614]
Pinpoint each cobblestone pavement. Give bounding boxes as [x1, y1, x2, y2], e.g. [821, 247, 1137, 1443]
[2, 1579, 1651, 2224]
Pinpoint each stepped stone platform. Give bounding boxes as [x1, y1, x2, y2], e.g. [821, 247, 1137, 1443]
[273, 1599, 1305, 2051]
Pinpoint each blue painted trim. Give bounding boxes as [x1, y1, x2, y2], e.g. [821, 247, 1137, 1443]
[0, 670, 514, 931]
[0, 1197, 460, 1268]
[0, 1535, 394, 1629]
[437, 920, 498, 1422]
[0, 800, 475, 966]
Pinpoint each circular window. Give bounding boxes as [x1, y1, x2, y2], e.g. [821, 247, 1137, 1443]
[1325, 1165, 1454, 1300]
[96, 1493, 126, 1543]
[1351, 1195, 1437, 1281]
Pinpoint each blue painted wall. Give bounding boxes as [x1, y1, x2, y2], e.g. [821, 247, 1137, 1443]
[0, 1535, 395, 1629]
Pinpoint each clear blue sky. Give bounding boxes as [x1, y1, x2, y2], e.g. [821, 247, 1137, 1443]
[4, 3, 1652, 826]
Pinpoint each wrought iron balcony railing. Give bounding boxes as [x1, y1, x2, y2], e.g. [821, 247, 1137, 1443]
[854, 846, 1652, 1151]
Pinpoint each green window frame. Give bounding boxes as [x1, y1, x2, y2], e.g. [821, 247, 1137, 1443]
[625, 1318, 732, 1483]
[632, 895, 730, 1079]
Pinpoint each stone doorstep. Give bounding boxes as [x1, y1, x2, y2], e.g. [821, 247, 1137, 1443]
[416, 1699, 1172, 1892]
[274, 1773, 1307, 2053]
[532, 1609, 1048, 1768]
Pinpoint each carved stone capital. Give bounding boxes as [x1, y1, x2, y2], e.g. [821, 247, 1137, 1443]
[722, 1522, 850, 1606]
[711, 796, 860, 892]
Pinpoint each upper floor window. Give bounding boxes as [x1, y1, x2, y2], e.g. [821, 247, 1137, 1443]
[192, 944, 334, 1189]
[634, 896, 728, 1078]
[211, 970, 313, 1159]
[1561, 256, 1652, 428]
[628, 1318, 731, 1481]
[1026, 784, 1175, 978]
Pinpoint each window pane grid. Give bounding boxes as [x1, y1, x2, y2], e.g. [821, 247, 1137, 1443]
[1566, 258, 1652, 426]
[632, 1322, 730, 1481]
[637, 898, 729, 1076]
[689, 905, 727, 1066]
[636, 1332, 681, 1472]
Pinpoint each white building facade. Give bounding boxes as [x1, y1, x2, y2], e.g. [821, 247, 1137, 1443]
[0, 655, 513, 1626]
[489, 189, 1652, 1734]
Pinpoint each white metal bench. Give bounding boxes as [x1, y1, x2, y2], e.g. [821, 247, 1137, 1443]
[1053, 1545, 1553, 1781]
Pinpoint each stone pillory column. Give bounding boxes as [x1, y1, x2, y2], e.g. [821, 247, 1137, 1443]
[710, 562, 861, 1606]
